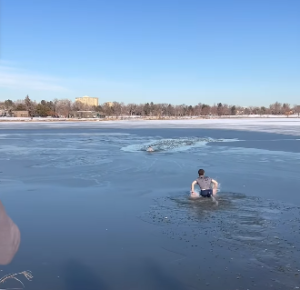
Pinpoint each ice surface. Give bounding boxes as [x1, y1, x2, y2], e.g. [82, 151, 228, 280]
[1, 125, 300, 290]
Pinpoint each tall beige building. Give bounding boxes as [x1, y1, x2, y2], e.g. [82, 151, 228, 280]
[105, 102, 113, 107]
[75, 96, 99, 107]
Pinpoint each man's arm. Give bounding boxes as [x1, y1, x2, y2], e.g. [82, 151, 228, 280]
[211, 179, 218, 194]
[191, 180, 197, 192]
[212, 179, 218, 187]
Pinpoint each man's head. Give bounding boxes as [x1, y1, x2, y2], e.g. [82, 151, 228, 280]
[198, 169, 205, 176]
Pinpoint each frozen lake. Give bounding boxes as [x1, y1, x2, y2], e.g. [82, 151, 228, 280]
[0, 120, 300, 290]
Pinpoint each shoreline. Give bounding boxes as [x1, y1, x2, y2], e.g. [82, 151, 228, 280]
[0, 115, 299, 122]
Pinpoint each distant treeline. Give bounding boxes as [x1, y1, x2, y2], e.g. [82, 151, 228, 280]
[1, 95, 300, 117]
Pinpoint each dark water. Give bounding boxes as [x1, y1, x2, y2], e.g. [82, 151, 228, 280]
[0, 127, 300, 290]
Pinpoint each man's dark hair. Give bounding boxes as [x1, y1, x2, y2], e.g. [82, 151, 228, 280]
[198, 169, 205, 176]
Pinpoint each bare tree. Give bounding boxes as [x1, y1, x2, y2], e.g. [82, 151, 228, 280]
[112, 102, 122, 117]
[222, 104, 230, 115]
[194, 103, 202, 116]
[72, 101, 88, 111]
[259, 106, 268, 115]
[269, 102, 282, 115]
[175, 104, 186, 117]
[173, 105, 181, 117]
[293, 105, 300, 117]
[153, 103, 163, 118]
[101, 103, 114, 116]
[282, 103, 291, 117]
[230, 105, 237, 115]
[126, 103, 137, 116]
[55, 99, 71, 117]
[135, 104, 143, 116]
[201, 104, 211, 116]
[24, 95, 35, 116]
[4, 100, 14, 110]
[217, 103, 223, 116]
[165, 104, 174, 117]
[210, 104, 217, 116]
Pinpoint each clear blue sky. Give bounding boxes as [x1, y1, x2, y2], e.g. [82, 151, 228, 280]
[0, 0, 299, 106]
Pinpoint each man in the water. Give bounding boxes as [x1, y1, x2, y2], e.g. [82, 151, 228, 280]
[190, 169, 218, 198]
[147, 145, 154, 152]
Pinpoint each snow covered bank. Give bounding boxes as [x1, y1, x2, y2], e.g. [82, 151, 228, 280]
[0, 118, 300, 136]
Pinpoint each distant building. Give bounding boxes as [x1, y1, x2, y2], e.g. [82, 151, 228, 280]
[75, 96, 99, 107]
[105, 102, 113, 107]
[12, 111, 29, 117]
